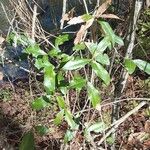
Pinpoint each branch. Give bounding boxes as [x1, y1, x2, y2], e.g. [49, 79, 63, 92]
[98, 101, 147, 146]
[60, 0, 67, 29]
[31, 5, 37, 40]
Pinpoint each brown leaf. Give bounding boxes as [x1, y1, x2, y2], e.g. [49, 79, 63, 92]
[0, 47, 3, 51]
[84, 18, 94, 29]
[145, 120, 150, 133]
[95, 0, 112, 18]
[100, 14, 121, 20]
[74, 18, 94, 44]
[144, 140, 150, 149]
[61, 8, 75, 22]
[146, 0, 150, 8]
[67, 16, 85, 25]
[0, 71, 3, 80]
[61, 14, 70, 22]
[74, 25, 86, 45]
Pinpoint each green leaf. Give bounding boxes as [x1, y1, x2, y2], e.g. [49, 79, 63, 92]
[25, 44, 47, 57]
[55, 34, 69, 46]
[31, 97, 48, 110]
[64, 130, 75, 143]
[87, 82, 101, 108]
[73, 42, 86, 51]
[57, 96, 66, 110]
[35, 58, 44, 70]
[84, 130, 92, 142]
[106, 136, 115, 145]
[85, 42, 98, 55]
[96, 36, 111, 54]
[60, 54, 72, 63]
[70, 76, 86, 90]
[44, 65, 56, 94]
[57, 72, 65, 82]
[54, 110, 64, 125]
[115, 35, 124, 46]
[91, 61, 110, 85]
[42, 55, 54, 67]
[7, 32, 34, 46]
[19, 131, 35, 150]
[20, 35, 35, 46]
[82, 14, 93, 21]
[98, 21, 115, 46]
[48, 48, 59, 57]
[56, 72, 66, 88]
[35, 56, 52, 70]
[96, 53, 110, 65]
[133, 59, 150, 75]
[65, 110, 78, 130]
[60, 87, 68, 95]
[124, 59, 136, 74]
[87, 122, 106, 133]
[35, 125, 49, 136]
[63, 59, 90, 70]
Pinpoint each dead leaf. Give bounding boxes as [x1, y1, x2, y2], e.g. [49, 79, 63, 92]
[0, 36, 5, 45]
[0, 72, 3, 80]
[74, 25, 86, 45]
[128, 132, 149, 143]
[61, 8, 75, 22]
[146, 0, 150, 8]
[144, 140, 150, 149]
[67, 16, 85, 25]
[74, 18, 94, 44]
[0, 47, 3, 51]
[127, 131, 150, 150]
[95, 0, 112, 18]
[145, 120, 150, 133]
[100, 14, 121, 20]
[84, 18, 94, 29]
[61, 14, 70, 22]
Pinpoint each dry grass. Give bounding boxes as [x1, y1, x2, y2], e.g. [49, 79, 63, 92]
[9, 0, 55, 47]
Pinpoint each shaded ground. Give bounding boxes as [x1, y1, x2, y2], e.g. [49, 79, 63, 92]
[0, 81, 63, 149]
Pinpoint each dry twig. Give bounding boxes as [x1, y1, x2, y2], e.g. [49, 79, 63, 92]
[98, 101, 147, 146]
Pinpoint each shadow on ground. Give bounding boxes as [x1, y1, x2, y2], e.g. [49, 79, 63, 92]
[0, 110, 22, 149]
[0, 82, 61, 150]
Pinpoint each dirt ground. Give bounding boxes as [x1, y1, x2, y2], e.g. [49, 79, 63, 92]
[0, 75, 150, 149]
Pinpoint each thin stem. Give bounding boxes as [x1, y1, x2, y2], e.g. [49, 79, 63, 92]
[60, 0, 67, 29]
[83, 0, 89, 14]
[97, 101, 147, 146]
[31, 5, 37, 41]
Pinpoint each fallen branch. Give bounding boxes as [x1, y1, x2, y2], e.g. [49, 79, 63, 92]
[98, 101, 147, 146]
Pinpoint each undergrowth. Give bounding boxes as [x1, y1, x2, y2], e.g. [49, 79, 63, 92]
[2, 0, 150, 149]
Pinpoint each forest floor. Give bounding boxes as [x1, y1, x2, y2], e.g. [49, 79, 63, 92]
[0, 75, 150, 149]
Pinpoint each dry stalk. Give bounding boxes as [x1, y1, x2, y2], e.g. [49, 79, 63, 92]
[31, 5, 37, 40]
[60, 0, 67, 29]
[9, 0, 54, 46]
[97, 101, 147, 146]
